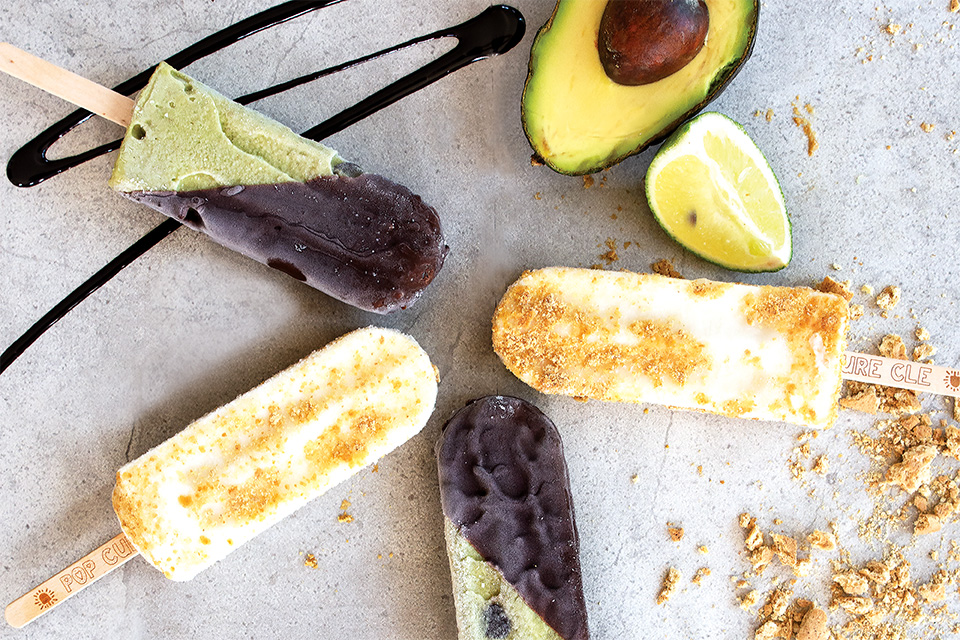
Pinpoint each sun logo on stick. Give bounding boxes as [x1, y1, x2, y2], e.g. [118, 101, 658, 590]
[945, 370, 960, 393]
[33, 588, 57, 610]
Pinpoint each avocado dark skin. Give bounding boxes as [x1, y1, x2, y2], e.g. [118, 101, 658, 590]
[599, 0, 709, 86]
[521, 0, 759, 175]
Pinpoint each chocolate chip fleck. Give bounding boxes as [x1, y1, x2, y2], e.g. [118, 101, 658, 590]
[483, 602, 511, 639]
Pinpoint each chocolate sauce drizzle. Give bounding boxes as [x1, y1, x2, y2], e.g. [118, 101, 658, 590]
[1, 2, 524, 375]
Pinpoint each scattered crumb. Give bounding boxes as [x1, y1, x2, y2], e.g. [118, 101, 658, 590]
[791, 101, 819, 156]
[844, 378, 921, 415]
[598, 238, 619, 264]
[952, 0, 960, 13]
[884, 22, 902, 35]
[338, 498, 354, 523]
[920, 122, 935, 133]
[744, 517, 764, 551]
[812, 455, 829, 475]
[825, 547, 958, 637]
[839, 385, 880, 414]
[304, 553, 318, 569]
[656, 567, 681, 605]
[817, 276, 854, 301]
[651, 258, 683, 279]
[807, 530, 836, 551]
[754, 588, 794, 639]
[879, 334, 908, 360]
[771, 534, 799, 569]
[913, 343, 936, 361]
[692, 567, 711, 585]
[835, 595, 873, 616]
[849, 303, 865, 320]
[582, 175, 595, 189]
[834, 570, 869, 596]
[631, 473, 640, 483]
[698, 545, 709, 555]
[533, 192, 542, 201]
[754, 108, 775, 122]
[750, 545, 775, 573]
[761, 604, 790, 631]
[858, 561, 889, 586]
[668, 525, 685, 542]
[884, 444, 937, 492]
[918, 579, 947, 602]
[861, 284, 875, 296]
[755, 619, 781, 640]
[876, 285, 901, 310]
[796, 607, 828, 640]
[915, 326, 930, 341]
[915, 512, 942, 535]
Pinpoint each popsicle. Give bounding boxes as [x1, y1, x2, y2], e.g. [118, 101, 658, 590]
[492, 267, 849, 428]
[6, 326, 438, 625]
[1, 48, 448, 314]
[437, 396, 589, 640]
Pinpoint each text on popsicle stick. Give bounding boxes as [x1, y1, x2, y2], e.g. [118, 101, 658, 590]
[841, 352, 960, 397]
[5, 533, 136, 628]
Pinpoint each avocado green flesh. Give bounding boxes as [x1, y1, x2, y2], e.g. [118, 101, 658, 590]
[443, 518, 562, 640]
[521, 0, 758, 175]
[109, 62, 343, 192]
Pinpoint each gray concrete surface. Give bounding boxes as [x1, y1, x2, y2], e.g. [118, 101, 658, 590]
[1, 1, 958, 638]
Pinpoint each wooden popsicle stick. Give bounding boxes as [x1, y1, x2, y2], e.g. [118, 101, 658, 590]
[5, 532, 138, 628]
[843, 351, 960, 396]
[0, 42, 134, 127]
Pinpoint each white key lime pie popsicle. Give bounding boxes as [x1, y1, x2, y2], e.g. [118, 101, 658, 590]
[112, 326, 438, 580]
[493, 267, 849, 428]
[6, 326, 438, 626]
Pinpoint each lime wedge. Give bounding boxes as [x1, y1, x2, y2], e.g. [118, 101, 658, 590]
[645, 112, 791, 272]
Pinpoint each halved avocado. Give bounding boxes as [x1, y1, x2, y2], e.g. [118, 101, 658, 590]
[521, 0, 759, 175]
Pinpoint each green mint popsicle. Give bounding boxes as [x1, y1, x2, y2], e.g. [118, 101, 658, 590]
[110, 62, 447, 314]
[109, 62, 342, 190]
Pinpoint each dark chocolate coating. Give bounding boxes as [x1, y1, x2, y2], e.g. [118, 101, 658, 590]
[124, 172, 448, 314]
[438, 396, 589, 640]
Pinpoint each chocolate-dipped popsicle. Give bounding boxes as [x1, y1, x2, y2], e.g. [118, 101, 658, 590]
[109, 62, 447, 313]
[437, 396, 589, 640]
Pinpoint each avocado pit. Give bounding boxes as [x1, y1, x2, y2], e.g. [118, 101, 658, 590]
[599, 0, 710, 86]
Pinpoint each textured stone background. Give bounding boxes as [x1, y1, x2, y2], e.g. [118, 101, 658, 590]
[1, 1, 958, 638]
